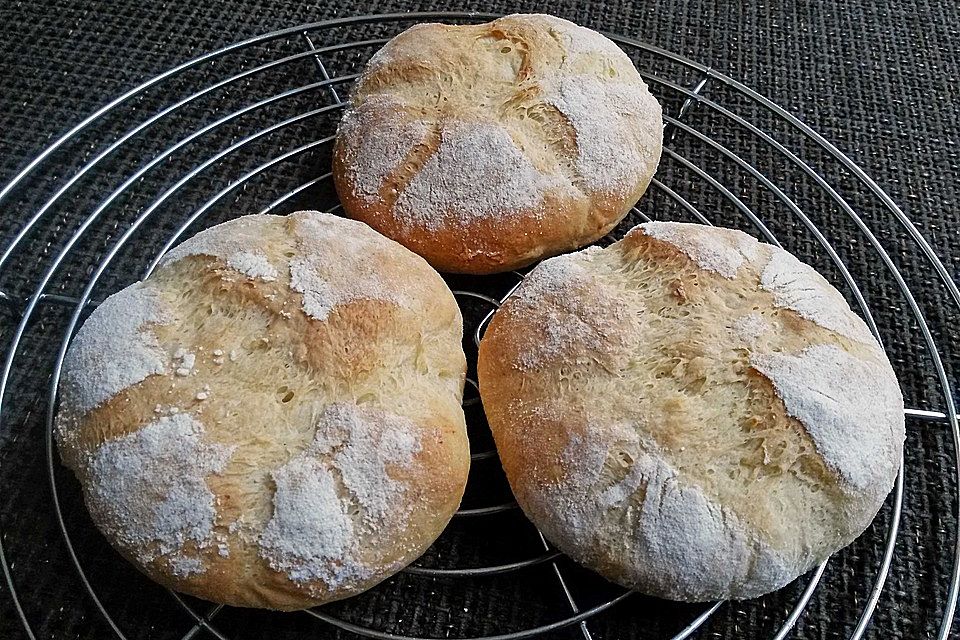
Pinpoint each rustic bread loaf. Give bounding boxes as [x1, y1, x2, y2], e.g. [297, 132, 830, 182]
[333, 14, 663, 274]
[477, 221, 904, 601]
[55, 211, 470, 610]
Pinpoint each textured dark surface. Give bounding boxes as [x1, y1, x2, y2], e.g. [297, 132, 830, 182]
[1, 1, 959, 639]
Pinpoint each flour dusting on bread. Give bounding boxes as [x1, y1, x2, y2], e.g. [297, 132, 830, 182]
[761, 248, 876, 344]
[536, 15, 661, 194]
[546, 75, 661, 193]
[226, 252, 278, 281]
[289, 212, 406, 321]
[535, 14, 624, 61]
[162, 214, 279, 281]
[733, 313, 770, 343]
[289, 257, 399, 322]
[259, 452, 362, 588]
[334, 14, 663, 273]
[639, 222, 762, 278]
[395, 121, 572, 230]
[338, 96, 431, 202]
[531, 424, 793, 600]
[82, 414, 233, 575]
[478, 221, 904, 601]
[59, 283, 171, 417]
[314, 403, 421, 523]
[506, 248, 629, 369]
[751, 344, 904, 492]
[259, 403, 422, 590]
[56, 211, 468, 609]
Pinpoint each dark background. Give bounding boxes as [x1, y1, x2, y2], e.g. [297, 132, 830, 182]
[0, 1, 958, 639]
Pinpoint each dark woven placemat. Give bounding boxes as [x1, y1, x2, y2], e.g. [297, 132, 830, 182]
[1, 1, 958, 639]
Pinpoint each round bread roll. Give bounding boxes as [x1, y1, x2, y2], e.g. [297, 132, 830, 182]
[478, 221, 904, 601]
[332, 14, 663, 274]
[55, 211, 470, 610]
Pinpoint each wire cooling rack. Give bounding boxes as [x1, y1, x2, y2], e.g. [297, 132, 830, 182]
[0, 11, 958, 640]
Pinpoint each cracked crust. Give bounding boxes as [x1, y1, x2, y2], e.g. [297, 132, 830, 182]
[478, 222, 904, 601]
[332, 14, 663, 274]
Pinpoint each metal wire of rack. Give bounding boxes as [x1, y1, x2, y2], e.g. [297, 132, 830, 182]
[0, 10, 957, 640]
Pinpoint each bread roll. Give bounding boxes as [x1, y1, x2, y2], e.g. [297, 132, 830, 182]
[477, 221, 904, 601]
[55, 211, 470, 610]
[333, 14, 663, 274]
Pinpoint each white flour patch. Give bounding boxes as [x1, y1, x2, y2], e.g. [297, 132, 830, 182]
[226, 251, 277, 281]
[639, 222, 762, 278]
[259, 403, 422, 590]
[761, 248, 876, 345]
[288, 212, 406, 321]
[288, 252, 399, 322]
[526, 422, 792, 600]
[259, 452, 362, 587]
[506, 248, 629, 370]
[733, 313, 771, 343]
[394, 121, 573, 231]
[313, 403, 421, 523]
[83, 414, 233, 575]
[161, 215, 280, 281]
[174, 348, 196, 377]
[339, 95, 431, 202]
[169, 555, 206, 578]
[546, 75, 661, 194]
[751, 344, 904, 491]
[532, 14, 627, 62]
[59, 283, 171, 417]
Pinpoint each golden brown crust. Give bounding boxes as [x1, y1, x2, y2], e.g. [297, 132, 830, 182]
[332, 14, 662, 274]
[56, 212, 470, 610]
